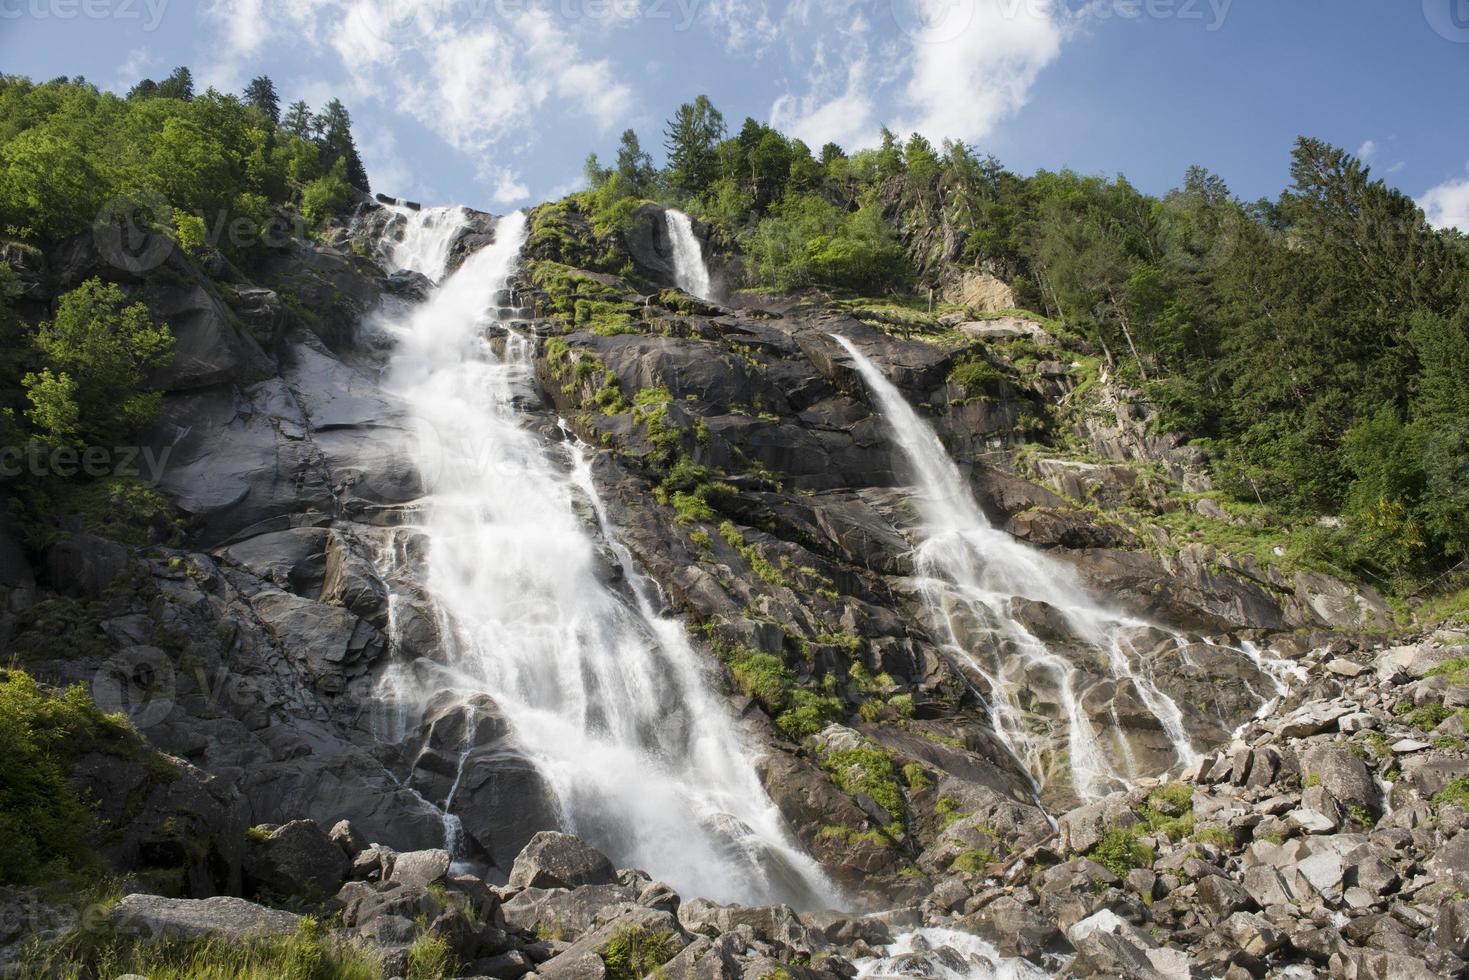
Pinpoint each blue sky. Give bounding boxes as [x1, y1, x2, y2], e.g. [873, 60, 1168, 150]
[3, 0, 1467, 228]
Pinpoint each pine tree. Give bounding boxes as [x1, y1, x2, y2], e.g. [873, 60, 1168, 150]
[663, 95, 725, 197]
[157, 66, 193, 101]
[282, 101, 313, 139]
[126, 78, 158, 100]
[318, 98, 369, 193]
[243, 76, 280, 124]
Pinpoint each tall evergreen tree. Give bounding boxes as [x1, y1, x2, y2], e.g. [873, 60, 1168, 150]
[663, 95, 725, 197]
[243, 76, 280, 124]
[318, 98, 369, 193]
[282, 100, 313, 139]
[156, 66, 193, 101]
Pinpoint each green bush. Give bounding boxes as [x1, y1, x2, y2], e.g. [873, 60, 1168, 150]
[597, 922, 679, 980]
[25, 278, 173, 445]
[0, 669, 121, 885]
[821, 746, 906, 822]
[1087, 825, 1152, 878]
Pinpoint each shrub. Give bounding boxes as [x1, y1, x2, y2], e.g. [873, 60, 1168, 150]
[1433, 778, 1469, 810]
[406, 931, 455, 980]
[0, 669, 119, 885]
[822, 747, 906, 822]
[1088, 825, 1152, 878]
[25, 278, 174, 445]
[597, 922, 680, 980]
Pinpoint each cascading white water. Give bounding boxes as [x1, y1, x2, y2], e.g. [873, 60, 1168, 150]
[854, 927, 1052, 980]
[375, 205, 831, 907]
[833, 335, 1203, 800]
[664, 209, 715, 302]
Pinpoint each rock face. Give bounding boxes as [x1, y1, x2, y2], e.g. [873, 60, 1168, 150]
[6, 197, 1438, 980]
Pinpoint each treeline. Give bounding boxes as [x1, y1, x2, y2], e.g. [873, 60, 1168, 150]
[588, 98, 1469, 587]
[0, 69, 369, 263]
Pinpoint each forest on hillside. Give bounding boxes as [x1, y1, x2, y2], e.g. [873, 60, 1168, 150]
[578, 96, 1469, 594]
[1, 73, 1467, 600]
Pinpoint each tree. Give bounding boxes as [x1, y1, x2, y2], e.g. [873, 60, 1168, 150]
[243, 76, 280, 124]
[156, 66, 193, 102]
[282, 100, 313, 140]
[583, 152, 609, 189]
[614, 129, 655, 196]
[301, 160, 352, 225]
[126, 78, 158, 100]
[318, 98, 369, 192]
[24, 279, 173, 445]
[663, 95, 725, 197]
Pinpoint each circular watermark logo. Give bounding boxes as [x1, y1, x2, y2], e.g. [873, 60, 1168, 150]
[353, 0, 473, 49]
[91, 646, 176, 730]
[1425, 0, 1469, 42]
[93, 191, 174, 274]
[892, 0, 975, 44]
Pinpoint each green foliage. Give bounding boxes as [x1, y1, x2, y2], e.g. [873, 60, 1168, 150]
[821, 746, 906, 822]
[1432, 778, 1469, 810]
[406, 932, 456, 980]
[0, 669, 118, 885]
[18, 916, 383, 980]
[948, 356, 1008, 400]
[597, 922, 680, 980]
[1140, 784, 1195, 842]
[746, 191, 908, 291]
[25, 278, 173, 445]
[0, 74, 366, 249]
[1192, 826, 1236, 849]
[949, 849, 996, 873]
[1428, 657, 1469, 685]
[1087, 825, 1153, 877]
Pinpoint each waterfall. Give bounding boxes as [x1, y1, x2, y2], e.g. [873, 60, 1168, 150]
[833, 335, 1203, 800]
[664, 209, 715, 302]
[374, 205, 832, 907]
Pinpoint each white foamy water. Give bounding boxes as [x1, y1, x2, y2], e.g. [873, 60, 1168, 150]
[834, 335, 1204, 800]
[372, 205, 832, 907]
[665, 208, 715, 302]
[854, 928, 1053, 980]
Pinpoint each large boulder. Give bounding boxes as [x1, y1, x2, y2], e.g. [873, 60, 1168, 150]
[508, 833, 618, 891]
[244, 820, 350, 900]
[109, 894, 301, 942]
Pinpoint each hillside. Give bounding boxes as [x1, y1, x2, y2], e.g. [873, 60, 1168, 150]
[1, 74, 1468, 980]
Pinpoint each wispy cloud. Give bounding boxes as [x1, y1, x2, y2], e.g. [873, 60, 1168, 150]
[1357, 139, 1376, 161]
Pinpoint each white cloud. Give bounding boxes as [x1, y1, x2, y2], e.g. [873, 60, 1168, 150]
[1421, 163, 1469, 233]
[770, 60, 879, 150]
[1357, 139, 1377, 161]
[197, 0, 638, 200]
[487, 168, 531, 204]
[766, 0, 1068, 152]
[896, 0, 1064, 143]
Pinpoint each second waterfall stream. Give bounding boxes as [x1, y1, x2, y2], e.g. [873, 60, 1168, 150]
[832, 335, 1205, 802]
[375, 206, 831, 907]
